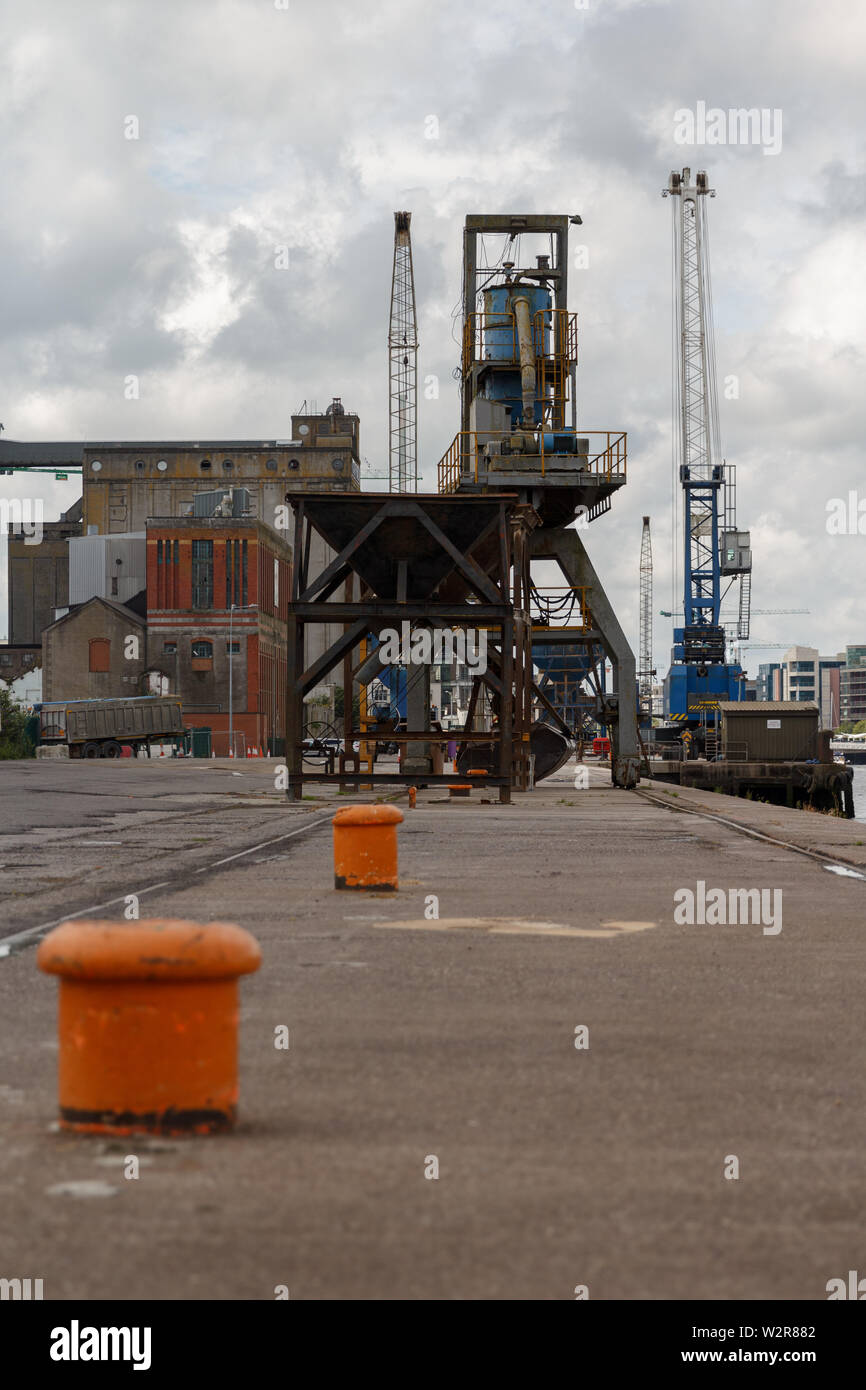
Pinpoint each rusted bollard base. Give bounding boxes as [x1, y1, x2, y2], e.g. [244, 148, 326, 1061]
[333, 876, 398, 892]
[60, 1107, 235, 1138]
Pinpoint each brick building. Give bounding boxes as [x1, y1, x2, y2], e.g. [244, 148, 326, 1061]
[146, 516, 292, 752]
[42, 596, 147, 702]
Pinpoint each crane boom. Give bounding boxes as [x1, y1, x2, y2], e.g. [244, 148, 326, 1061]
[388, 211, 419, 492]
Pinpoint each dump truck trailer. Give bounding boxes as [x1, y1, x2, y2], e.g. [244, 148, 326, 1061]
[34, 696, 184, 759]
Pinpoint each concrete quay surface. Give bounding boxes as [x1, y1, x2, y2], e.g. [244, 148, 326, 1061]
[0, 757, 864, 1300]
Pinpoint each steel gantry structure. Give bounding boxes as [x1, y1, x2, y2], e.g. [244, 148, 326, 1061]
[388, 211, 419, 493]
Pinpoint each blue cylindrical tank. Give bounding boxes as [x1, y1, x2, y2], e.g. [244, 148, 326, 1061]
[482, 284, 551, 360]
[481, 283, 551, 425]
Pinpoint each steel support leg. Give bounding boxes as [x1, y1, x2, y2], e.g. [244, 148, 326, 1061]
[531, 528, 640, 788]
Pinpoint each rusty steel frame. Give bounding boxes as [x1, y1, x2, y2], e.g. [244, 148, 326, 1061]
[284, 492, 539, 803]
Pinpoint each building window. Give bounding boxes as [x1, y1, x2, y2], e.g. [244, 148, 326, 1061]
[274, 556, 279, 607]
[226, 641, 240, 654]
[222, 459, 234, 470]
[200, 458, 212, 470]
[191, 539, 213, 609]
[135, 459, 145, 472]
[226, 538, 248, 608]
[266, 459, 277, 471]
[191, 638, 213, 672]
[89, 638, 110, 672]
[163, 641, 177, 655]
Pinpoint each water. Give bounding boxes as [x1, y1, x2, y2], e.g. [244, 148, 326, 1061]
[852, 766, 866, 822]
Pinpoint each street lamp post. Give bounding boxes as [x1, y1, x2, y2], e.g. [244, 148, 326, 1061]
[229, 603, 236, 757]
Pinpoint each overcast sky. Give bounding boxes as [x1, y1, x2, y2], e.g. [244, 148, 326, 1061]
[1, 0, 864, 672]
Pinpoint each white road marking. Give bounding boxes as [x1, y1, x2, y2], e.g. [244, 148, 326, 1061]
[45, 1181, 119, 1199]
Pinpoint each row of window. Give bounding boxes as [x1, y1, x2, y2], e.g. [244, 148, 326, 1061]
[123, 458, 283, 472]
[86, 637, 241, 670]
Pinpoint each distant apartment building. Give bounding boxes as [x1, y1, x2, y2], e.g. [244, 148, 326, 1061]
[778, 646, 842, 728]
[757, 662, 781, 702]
[840, 645, 866, 725]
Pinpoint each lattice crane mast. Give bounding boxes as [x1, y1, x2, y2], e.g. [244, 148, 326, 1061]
[388, 211, 419, 492]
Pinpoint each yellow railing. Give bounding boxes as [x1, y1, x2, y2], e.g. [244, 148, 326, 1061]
[461, 310, 578, 429]
[462, 309, 577, 375]
[438, 429, 627, 493]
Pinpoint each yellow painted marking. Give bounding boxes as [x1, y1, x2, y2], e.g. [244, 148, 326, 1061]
[370, 917, 657, 939]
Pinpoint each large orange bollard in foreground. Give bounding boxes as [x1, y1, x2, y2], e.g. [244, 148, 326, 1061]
[37, 918, 261, 1136]
[333, 804, 403, 891]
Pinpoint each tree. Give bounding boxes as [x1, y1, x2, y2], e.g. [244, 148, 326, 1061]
[333, 686, 361, 723]
[0, 687, 34, 759]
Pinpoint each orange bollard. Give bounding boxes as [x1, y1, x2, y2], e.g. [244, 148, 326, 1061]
[448, 784, 472, 798]
[37, 918, 261, 1136]
[408, 786, 417, 809]
[333, 804, 403, 891]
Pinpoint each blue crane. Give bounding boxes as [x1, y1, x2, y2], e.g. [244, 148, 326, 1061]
[662, 168, 752, 727]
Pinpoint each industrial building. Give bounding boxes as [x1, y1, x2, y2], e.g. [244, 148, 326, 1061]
[6, 498, 81, 645]
[145, 513, 292, 752]
[1, 404, 360, 743]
